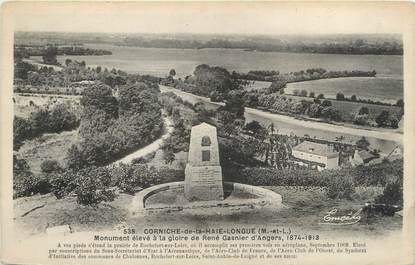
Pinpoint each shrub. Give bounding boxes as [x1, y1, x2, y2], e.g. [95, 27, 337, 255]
[49, 170, 78, 199]
[358, 106, 369, 115]
[299, 89, 308, 97]
[40, 160, 63, 174]
[353, 114, 369, 126]
[157, 167, 185, 183]
[375, 176, 403, 206]
[326, 173, 355, 199]
[336, 93, 345, 101]
[321, 99, 332, 107]
[13, 117, 32, 150]
[74, 167, 115, 205]
[113, 163, 160, 194]
[351, 95, 357, 101]
[14, 172, 45, 198]
[13, 156, 50, 197]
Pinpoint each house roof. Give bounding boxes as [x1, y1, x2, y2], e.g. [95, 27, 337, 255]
[292, 141, 338, 158]
[358, 150, 377, 161]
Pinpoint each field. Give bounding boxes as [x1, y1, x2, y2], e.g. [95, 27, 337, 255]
[286, 77, 403, 104]
[14, 93, 81, 118]
[243, 80, 272, 91]
[17, 130, 79, 175]
[283, 94, 403, 123]
[329, 100, 403, 121]
[13, 185, 400, 239]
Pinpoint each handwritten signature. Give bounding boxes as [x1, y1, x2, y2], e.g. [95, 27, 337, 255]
[319, 208, 362, 225]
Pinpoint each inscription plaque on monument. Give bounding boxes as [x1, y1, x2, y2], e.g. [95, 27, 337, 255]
[184, 123, 224, 201]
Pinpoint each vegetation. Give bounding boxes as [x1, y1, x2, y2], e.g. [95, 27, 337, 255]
[66, 82, 163, 169]
[13, 104, 79, 150]
[238, 159, 402, 199]
[14, 44, 112, 59]
[120, 36, 403, 55]
[234, 68, 376, 83]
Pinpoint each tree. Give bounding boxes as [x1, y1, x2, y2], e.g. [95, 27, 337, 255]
[321, 106, 342, 121]
[223, 90, 245, 119]
[309, 92, 315, 98]
[169, 69, 176, 77]
[66, 144, 86, 171]
[65, 59, 72, 67]
[336, 93, 345, 101]
[14, 117, 32, 149]
[40, 160, 63, 174]
[351, 95, 357, 101]
[396, 99, 404, 108]
[267, 80, 287, 94]
[375, 173, 403, 206]
[299, 89, 308, 97]
[353, 114, 369, 126]
[163, 146, 175, 165]
[74, 167, 115, 205]
[79, 83, 118, 137]
[317, 93, 325, 99]
[42, 46, 58, 65]
[356, 136, 370, 150]
[292, 89, 299, 96]
[308, 103, 322, 118]
[321, 99, 332, 107]
[358, 106, 369, 115]
[244, 120, 266, 138]
[118, 82, 160, 116]
[375, 110, 390, 127]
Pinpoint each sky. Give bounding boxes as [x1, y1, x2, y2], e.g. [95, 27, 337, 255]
[3, 1, 412, 36]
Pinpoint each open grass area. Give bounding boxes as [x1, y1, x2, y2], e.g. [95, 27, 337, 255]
[17, 130, 79, 175]
[243, 80, 272, 91]
[14, 93, 81, 118]
[285, 77, 403, 104]
[14, 185, 400, 239]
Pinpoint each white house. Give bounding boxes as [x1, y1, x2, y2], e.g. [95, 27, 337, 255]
[291, 141, 339, 171]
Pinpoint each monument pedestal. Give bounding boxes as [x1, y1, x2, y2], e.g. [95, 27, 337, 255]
[184, 122, 224, 202]
[185, 165, 224, 201]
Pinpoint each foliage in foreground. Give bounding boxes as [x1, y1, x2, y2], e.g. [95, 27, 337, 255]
[240, 159, 403, 199]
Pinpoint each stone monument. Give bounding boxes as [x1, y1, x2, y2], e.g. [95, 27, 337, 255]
[184, 122, 224, 201]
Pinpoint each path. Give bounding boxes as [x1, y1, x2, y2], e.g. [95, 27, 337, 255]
[111, 115, 174, 165]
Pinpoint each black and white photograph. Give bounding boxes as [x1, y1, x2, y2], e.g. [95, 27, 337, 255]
[1, 1, 414, 265]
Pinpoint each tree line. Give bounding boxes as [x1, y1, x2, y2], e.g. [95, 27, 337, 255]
[122, 37, 402, 55]
[233, 68, 376, 82]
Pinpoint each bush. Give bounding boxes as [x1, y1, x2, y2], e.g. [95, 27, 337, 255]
[326, 174, 355, 199]
[336, 93, 345, 101]
[375, 173, 403, 206]
[74, 167, 115, 205]
[13, 156, 50, 198]
[14, 172, 45, 198]
[112, 163, 160, 194]
[49, 170, 78, 199]
[321, 99, 332, 107]
[40, 160, 63, 174]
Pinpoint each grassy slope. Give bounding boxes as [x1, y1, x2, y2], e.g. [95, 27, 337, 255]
[17, 130, 79, 175]
[14, 186, 400, 239]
